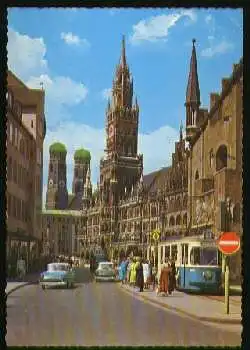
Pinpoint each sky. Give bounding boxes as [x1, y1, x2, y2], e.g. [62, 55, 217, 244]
[7, 7, 243, 207]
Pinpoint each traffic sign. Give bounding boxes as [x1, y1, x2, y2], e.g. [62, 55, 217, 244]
[217, 232, 240, 255]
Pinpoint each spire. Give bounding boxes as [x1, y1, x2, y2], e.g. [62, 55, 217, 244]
[186, 39, 200, 106]
[180, 121, 183, 141]
[121, 35, 127, 68]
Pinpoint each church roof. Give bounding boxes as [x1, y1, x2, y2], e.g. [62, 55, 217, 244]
[74, 148, 91, 161]
[49, 142, 67, 154]
[186, 39, 200, 105]
[143, 166, 171, 193]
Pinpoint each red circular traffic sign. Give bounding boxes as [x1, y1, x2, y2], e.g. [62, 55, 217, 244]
[217, 232, 241, 255]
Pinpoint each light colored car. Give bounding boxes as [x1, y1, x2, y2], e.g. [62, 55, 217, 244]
[95, 261, 116, 282]
[40, 263, 75, 289]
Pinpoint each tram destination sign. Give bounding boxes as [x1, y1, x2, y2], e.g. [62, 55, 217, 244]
[217, 232, 240, 255]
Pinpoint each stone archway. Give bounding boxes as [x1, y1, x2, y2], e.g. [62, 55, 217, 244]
[216, 144, 227, 171]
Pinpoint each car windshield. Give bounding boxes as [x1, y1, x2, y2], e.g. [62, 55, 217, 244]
[99, 263, 113, 270]
[47, 264, 70, 271]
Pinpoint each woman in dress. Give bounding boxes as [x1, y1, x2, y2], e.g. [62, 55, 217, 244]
[142, 260, 149, 289]
[158, 260, 172, 296]
[119, 257, 127, 284]
[129, 259, 137, 287]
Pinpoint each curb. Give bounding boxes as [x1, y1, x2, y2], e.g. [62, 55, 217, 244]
[120, 285, 241, 325]
[6, 281, 39, 297]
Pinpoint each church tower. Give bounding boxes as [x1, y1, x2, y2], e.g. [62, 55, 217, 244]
[185, 39, 201, 142]
[46, 142, 68, 210]
[72, 148, 91, 195]
[100, 36, 143, 205]
[82, 165, 92, 210]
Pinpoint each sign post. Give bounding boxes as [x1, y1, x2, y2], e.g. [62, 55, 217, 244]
[217, 232, 240, 315]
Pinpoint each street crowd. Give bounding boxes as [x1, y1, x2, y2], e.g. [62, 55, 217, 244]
[117, 256, 177, 296]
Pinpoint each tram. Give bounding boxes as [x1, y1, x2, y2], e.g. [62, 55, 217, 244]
[157, 234, 222, 293]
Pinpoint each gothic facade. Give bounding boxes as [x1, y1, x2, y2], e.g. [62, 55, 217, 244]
[184, 39, 242, 282]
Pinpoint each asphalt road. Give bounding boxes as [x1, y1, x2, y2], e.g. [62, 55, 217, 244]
[7, 267, 241, 346]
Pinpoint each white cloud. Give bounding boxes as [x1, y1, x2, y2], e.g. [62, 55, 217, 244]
[61, 32, 90, 47]
[205, 14, 213, 24]
[130, 9, 197, 44]
[26, 74, 88, 106]
[101, 88, 112, 100]
[7, 28, 48, 80]
[201, 40, 234, 58]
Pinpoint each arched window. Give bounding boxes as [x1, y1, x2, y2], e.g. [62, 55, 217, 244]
[13, 160, 17, 183]
[183, 213, 187, 227]
[8, 157, 12, 181]
[169, 216, 175, 226]
[176, 215, 181, 226]
[209, 149, 214, 168]
[216, 145, 227, 171]
[195, 170, 199, 180]
[49, 163, 53, 172]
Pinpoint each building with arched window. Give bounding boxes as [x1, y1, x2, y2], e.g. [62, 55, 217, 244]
[7, 70, 46, 275]
[185, 39, 242, 283]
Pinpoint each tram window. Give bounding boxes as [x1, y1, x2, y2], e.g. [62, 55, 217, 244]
[200, 248, 218, 266]
[165, 246, 170, 260]
[181, 244, 188, 264]
[190, 247, 200, 265]
[171, 245, 177, 260]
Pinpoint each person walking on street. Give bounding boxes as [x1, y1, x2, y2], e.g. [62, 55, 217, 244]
[158, 259, 172, 296]
[119, 257, 127, 284]
[126, 258, 132, 285]
[151, 261, 157, 291]
[136, 260, 144, 292]
[142, 260, 150, 289]
[129, 258, 137, 287]
[169, 257, 177, 294]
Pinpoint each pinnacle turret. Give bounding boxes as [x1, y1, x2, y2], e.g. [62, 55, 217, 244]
[186, 39, 200, 106]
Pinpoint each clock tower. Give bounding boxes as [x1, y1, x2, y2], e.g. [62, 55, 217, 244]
[100, 36, 143, 205]
[46, 142, 68, 210]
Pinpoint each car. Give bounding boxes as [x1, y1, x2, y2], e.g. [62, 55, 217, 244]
[40, 262, 75, 290]
[95, 261, 116, 282]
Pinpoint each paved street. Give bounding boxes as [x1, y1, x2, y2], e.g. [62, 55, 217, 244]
[7, 267, 241, 346]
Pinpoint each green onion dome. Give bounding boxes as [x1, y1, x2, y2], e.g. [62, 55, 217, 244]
[74, 148, 91, 161]
[49, 142, 67, 154]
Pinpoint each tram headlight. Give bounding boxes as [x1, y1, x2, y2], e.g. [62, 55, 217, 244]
[202, 270, 213, 281]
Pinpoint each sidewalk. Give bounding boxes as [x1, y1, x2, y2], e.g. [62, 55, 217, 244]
[6, 272, 40, 296]
[120, 284, 241, 325]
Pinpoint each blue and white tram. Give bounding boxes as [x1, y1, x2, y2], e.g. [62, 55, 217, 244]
[158, 235, 222, 293]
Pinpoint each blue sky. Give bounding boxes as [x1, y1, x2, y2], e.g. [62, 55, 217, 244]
[7, 8, 242, 205]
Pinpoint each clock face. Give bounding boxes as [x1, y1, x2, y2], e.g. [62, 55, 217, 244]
[48, 179, 53, 187]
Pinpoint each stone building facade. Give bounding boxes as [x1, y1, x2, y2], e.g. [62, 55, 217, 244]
[7, 70, 46, 269]
[185, 40, 242, 282]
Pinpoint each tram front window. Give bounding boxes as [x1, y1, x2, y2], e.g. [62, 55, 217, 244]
[200, 248, 218, 266]
[190, 247, 218, 266]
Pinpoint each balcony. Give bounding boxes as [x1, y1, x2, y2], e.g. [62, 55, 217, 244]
[194, 178, 214, 196]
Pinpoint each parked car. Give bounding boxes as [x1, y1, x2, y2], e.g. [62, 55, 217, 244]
[95, 261, 116, 282]
[40, 263, 75, 290]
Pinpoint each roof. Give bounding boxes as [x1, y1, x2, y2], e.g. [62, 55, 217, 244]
[186, 39, 200, 105]
[49, 142, 67, 154]
[143, 166, 171, 193]
[68, 193, 83, 210]
[74, 148, 91, 161]
[42, 210, 82, 217]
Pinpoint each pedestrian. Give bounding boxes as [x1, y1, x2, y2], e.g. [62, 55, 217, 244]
[151, 261, 157, 291]
[142, 260, 150, 289]
[169, 257, 177, 294]
[126, 258, 132, 285]
[129, 258, 137, 287]
[136, 259, 144, 292]
[158, 259, 171, 296]
[17, 256, 26, 280]
[119, 257, 127, 284]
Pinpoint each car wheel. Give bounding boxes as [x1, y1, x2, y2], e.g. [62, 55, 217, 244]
[42, 285, 46, 290]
